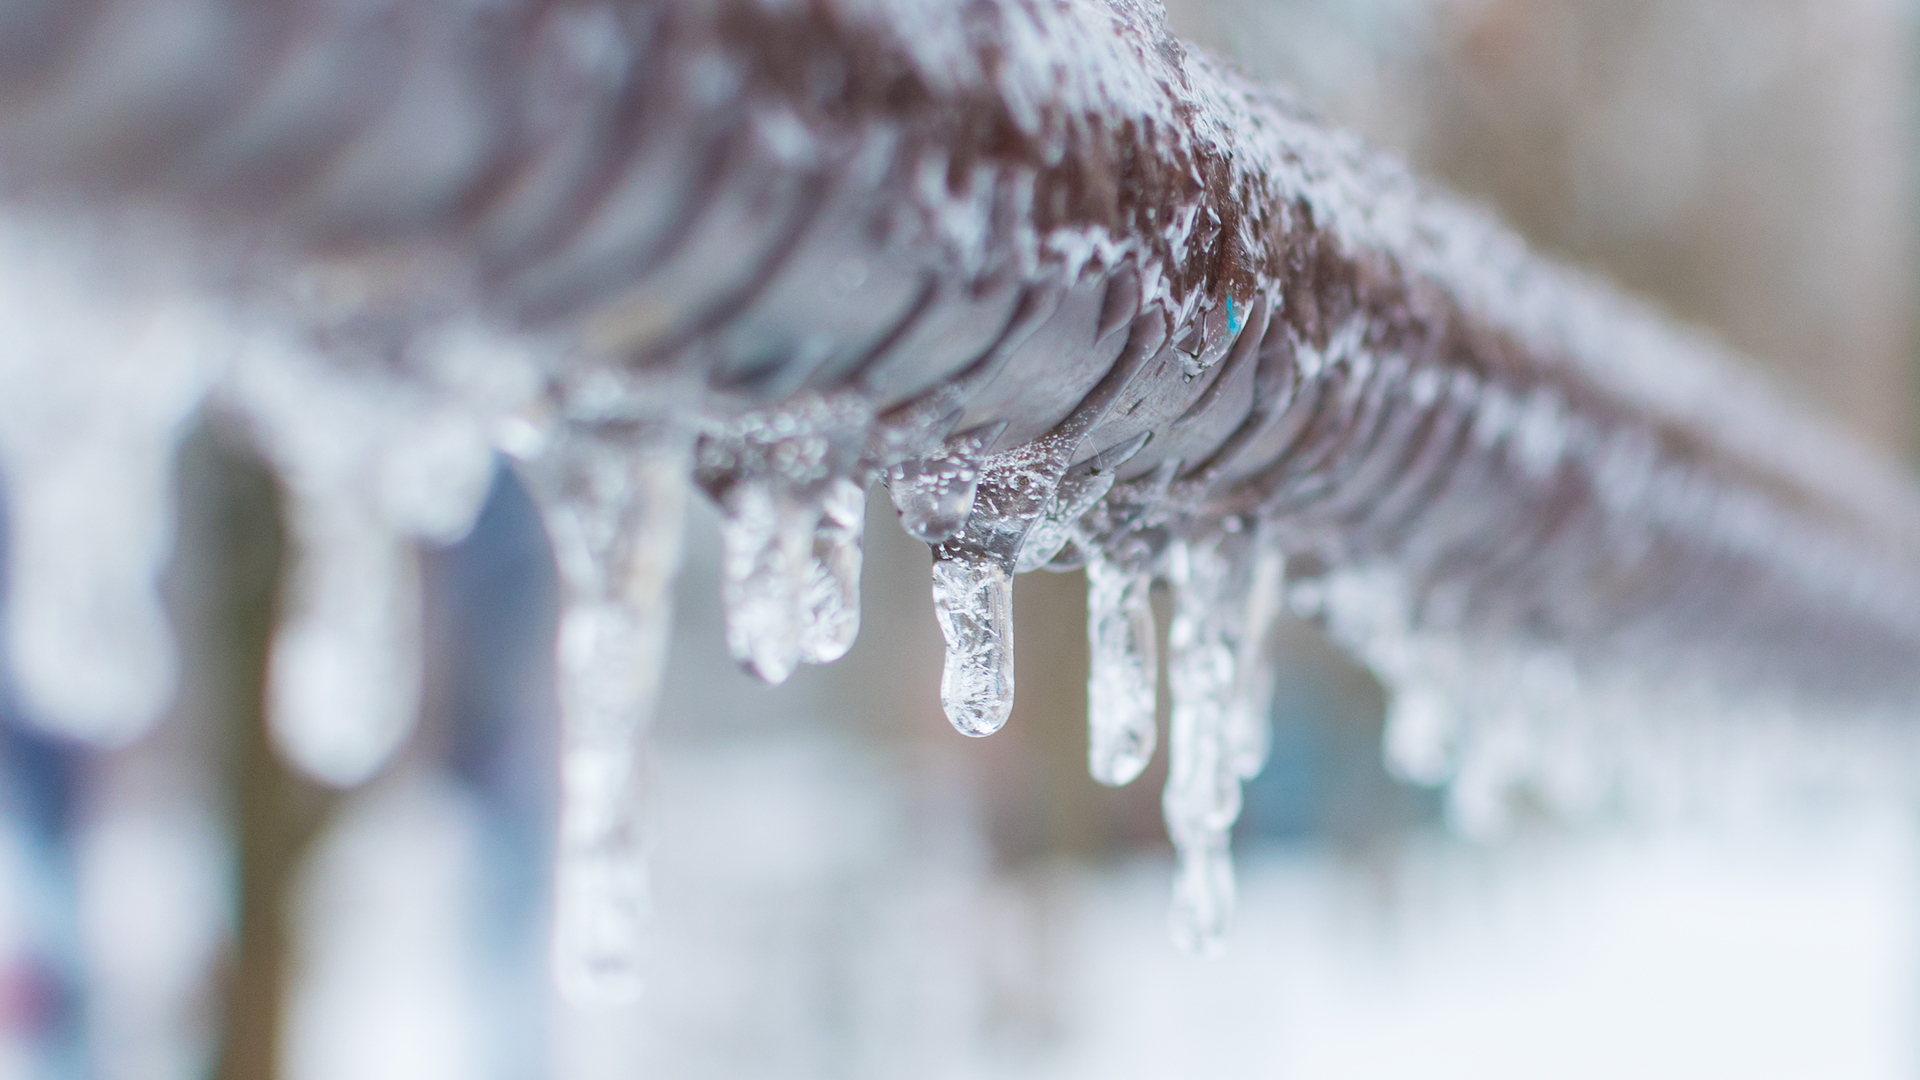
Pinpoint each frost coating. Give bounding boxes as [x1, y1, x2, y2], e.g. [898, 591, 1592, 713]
[932, 556, 1015, 737]
[1085, 557, 1157, 786]
[524, 420, 689, 1005]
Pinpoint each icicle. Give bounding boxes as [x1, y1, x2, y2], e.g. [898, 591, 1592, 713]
[800, 476, 865, 665]
[224, 334, 499, 787]
[1226, 539, 1285, 779]
[885, 422, 1002, 544]
[525, 421, 688, 1005]
[0, 217, 223, 744]
[1085, 556, 1158, 786]
[716, 478, 816, 685]
[931, 554, 1015, 737]
[268, 498, 425, 787]
[698, 392, 873, 683]
[1162, 533, 1249, 955]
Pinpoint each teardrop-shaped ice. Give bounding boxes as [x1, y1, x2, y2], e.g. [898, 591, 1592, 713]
[527, 424, 689, 1005]
[1086, 557, 1158, 786]
[931, 555, 1015, 737]
[800, 476, 866, 665]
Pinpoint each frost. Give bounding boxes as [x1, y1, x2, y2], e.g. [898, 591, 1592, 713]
[931, 555, 1016, 737]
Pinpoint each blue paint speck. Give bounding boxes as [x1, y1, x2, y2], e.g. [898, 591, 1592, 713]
[1225, 295, 1244, 335]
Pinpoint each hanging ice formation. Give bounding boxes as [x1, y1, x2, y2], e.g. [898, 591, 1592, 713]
[10, 0, 1920, 991]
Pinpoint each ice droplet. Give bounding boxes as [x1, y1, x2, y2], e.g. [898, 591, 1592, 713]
[931, 555, 1015, 737]
[1163, 534, 1248, 954]
[524, 420, 689, 1005]
[885, 423, 1001, 544]
[1086, 557, 1158, 786]
[717, 479, 816, 685]
[800, 476, 865, 665]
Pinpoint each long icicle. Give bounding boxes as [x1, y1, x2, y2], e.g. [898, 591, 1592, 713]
[1086, 555, 1159, 786]
[525, 418, 688, 1004]
[1163, 529, 1253, 955]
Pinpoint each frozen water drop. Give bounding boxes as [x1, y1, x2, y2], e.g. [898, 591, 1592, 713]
[931, 555, 1015, 737]
[1086, 557, 1158, 786]
[525, 422, 689, 1005]
[800, 476, 865, 665]
[718, 478, 816, 685]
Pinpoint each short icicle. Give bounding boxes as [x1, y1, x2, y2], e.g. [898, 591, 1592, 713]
[698, 392, 873, 683]
[1163, 530, 1252, 955]
[800, 476, 866, 665]
[1085, 555, 1159, 786]
[716, 478, 817, 685]
[525, 419, 689, 1005]
[931, 553, 1016, 737]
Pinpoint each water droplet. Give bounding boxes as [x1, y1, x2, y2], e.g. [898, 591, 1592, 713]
[931, 555, 1015, 737]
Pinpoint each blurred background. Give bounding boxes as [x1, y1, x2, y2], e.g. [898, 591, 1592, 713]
[6, 0, 1920, 1076]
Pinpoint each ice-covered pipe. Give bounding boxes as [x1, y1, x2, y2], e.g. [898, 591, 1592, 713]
[3, 0, 1920, 960]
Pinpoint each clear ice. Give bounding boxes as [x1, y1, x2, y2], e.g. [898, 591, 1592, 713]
[931, 555, 1016, 737]
[1162, 533, 1254, 955]
[718, 478, 817, 686]
[885, 424, 1000, 544]
[800, 477, 866, 665]
[524, 421, 689, 1005]
[1085, 557, 1158, 786]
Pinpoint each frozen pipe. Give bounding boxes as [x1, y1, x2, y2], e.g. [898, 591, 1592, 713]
[3, 0, 1920, 962]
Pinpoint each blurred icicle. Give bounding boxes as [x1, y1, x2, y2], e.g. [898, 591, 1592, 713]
[0, 215, 224, 744]
[225, 333, 503, 788]
[522, 412, 689, 1005]
[1162, 529, 1254, 955]
[1227, 538, 1285, 779]
[697, 393, 873, 684]
[1085, 556, 1158, 786]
